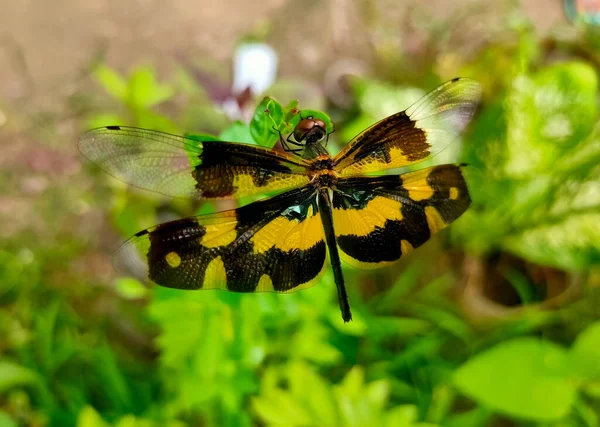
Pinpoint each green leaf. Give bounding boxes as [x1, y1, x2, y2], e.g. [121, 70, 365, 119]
[384, 405, 418, 427]
[337, 365, 365, 400]
[127, 66, 174, 109]
[570, 321, 600, 379]
[279, 100, 300, 133]
[249, 97, 284, 147]
[444, 407, 491, 427]
[329, 309, 367, 336]
[298, 109, 334, 133]
[115, 277, 148, 300]
[114, 415, 154, 427]
[287, 361, 338, 425]
[370, 316, 432, 339]
[76, 406, 109, 427]
[283, 99, 299, 116]
[252, 388, 313, 426]
[86, 113, 124, 130]
[0, 411, 17, 427]
[93, 344, 133, 411]
[184, 133, 220, 142]
[220, 121, 255, 145]
[453, 337, 576, 421]
[291, 324, 343, 365]
[0, 362, 38, 393]
[94, 65, 127, 102]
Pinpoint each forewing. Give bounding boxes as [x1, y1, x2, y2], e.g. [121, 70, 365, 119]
[79, 126, 310, 199]
[117, 186, 327, 292]
[332, 164, 470, 268]
[333, 78, 481, 177]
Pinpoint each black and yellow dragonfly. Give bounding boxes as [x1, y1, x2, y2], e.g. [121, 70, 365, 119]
[79, 78, 481, 322]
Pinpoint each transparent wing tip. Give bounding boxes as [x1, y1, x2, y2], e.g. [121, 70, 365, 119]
[114, 236, 150, 283]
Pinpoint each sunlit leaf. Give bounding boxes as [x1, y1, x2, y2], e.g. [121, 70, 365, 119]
[570, 321, 600, 379]
[249, 97, 284, 147]
[0, 410, 17, 427]
[219, 121, 254, 145]
[115, 277, 148, 300]
[94, 65, 127, 102]
[252, 388, 313, 426]
[454, 337, 576, 421]
[86, 113, 124, 130]
[76, 406, 109, 427]
[127, 66, 174, 109]
[287, 361, 338, 425]
[184, 133, 220, 142]
[297, 109, 334, 133]
[0, 362, 39, 393]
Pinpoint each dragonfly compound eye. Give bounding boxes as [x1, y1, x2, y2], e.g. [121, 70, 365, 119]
[294, 117, 327, 144]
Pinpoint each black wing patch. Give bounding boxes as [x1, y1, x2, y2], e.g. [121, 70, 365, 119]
[333, 78, 481, 177]
[79, 126, 310, 199]
[332, 164, 471, 268]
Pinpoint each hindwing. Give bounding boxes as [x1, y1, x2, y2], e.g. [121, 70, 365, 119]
[118, 186, 327, 292]
[332, 165, 471, 268]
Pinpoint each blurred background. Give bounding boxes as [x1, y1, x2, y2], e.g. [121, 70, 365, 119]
[1, 1, 600, 426]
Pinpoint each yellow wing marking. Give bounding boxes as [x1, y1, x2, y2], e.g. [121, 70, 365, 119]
[406, 183, 435, 201]
[333, 196, 403, 237]
[251, 212, 323, 254]
[338, 145, 422, 177]
[203, 256, 227, 289]
[202, 221, 238, 248]
[400, 240, 414, 255]
[165, 252, 181, 268]
[339, 251, 395, 270]
[256, 274, 275, 292]
[232, 173, 309, 198]
[424, 206, 447, 233]
[449, 187, 459, 200]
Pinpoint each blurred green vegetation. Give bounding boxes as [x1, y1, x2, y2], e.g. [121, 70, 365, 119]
[1, 6, 600, 427]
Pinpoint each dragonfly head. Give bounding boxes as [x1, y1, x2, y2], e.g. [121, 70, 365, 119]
[293, 116, 327, 145]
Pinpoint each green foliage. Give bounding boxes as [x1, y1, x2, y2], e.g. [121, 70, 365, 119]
[453, 323, 600, 423]
[570, 321, 600, 380]
[253, 362, 441, 427]
[76, 406, 186, 427]
[454, 338, 576, 421]
[249, 97, 284, 147]
[90, 64, 177, 131]
[455, 61, 600, 270]
[219, 121, 255, 145]
[504, 62, 597, 177]
[0, 362, 39, 394]
[145, 272, 348, 426]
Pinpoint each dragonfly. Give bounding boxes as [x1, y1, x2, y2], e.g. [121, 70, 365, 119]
[79, 78, 481, 322]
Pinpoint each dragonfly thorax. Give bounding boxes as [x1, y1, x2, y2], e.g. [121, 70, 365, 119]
[308, 155, 338, 188]
[301, 140, 330, 160]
